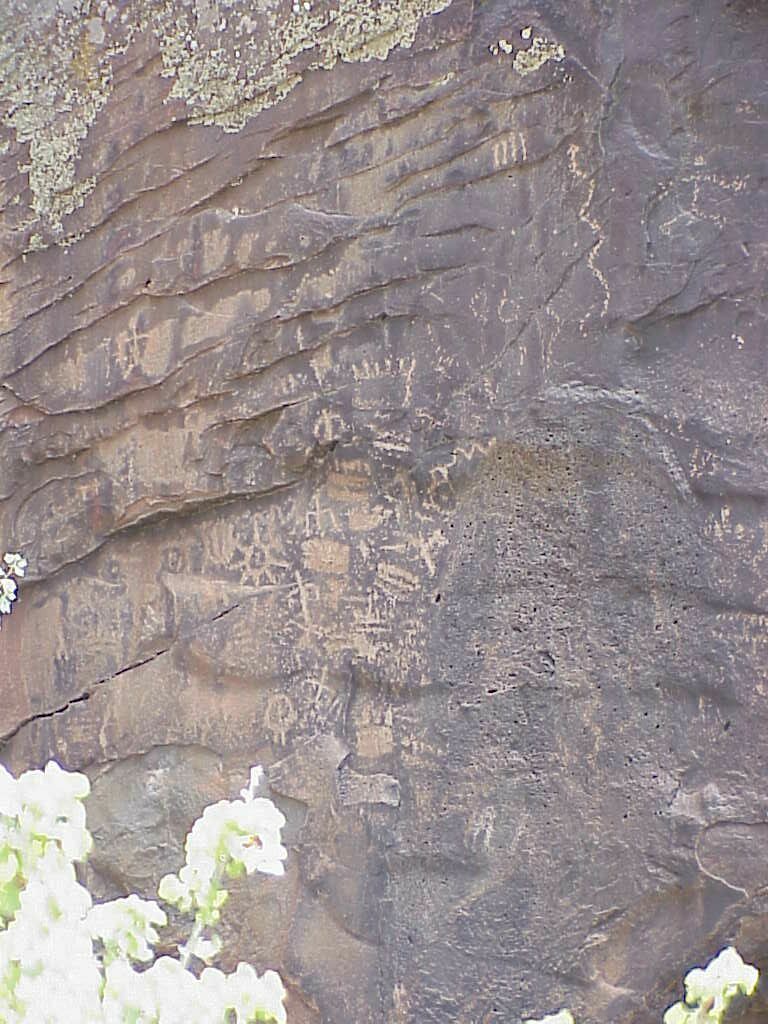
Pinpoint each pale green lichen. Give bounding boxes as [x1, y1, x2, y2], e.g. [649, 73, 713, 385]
[1, 0, 454, 229]
[488, 38, 514, 56]
[25, 232, 45, 252]
[151, 0, 454, 133]
[489, 26, 565, 73]
[512, 26, 565, 75]
[0, 2, 121, 229]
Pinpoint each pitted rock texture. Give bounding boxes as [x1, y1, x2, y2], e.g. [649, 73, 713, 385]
[2, 1, 768, 1021]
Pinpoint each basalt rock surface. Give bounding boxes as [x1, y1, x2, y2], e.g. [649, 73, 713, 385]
[1, 1, 767, 1021]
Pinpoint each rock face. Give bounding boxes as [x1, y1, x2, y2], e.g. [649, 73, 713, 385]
[1, 1, 767, 1020]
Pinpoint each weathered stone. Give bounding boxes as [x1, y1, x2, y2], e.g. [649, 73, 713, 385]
[1, 0, 767, 1021]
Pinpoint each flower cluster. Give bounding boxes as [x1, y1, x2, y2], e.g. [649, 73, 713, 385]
[0, 553, 26, 622]
[101, 957, 286, 1024]
[663, 947, 759, 1024]
[158, 765, 287, 970]
[0, 760, 288, 1023]
[528, 947, 759, 1024]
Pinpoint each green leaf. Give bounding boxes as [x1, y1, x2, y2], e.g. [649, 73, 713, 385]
[0, 879, 21, 920]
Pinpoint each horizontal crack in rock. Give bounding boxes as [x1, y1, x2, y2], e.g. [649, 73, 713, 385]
[0, 603, 242, 748]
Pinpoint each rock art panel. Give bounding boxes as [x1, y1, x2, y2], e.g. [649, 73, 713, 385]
[1, 0, 767, 1021]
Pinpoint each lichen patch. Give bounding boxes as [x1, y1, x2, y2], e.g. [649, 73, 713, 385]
[1, 0, 455, 230]
[489, 25, 566, 75]
[513, 27, 565, 75]
[0, 3, 128, 230]
[151, 0, 455, 132]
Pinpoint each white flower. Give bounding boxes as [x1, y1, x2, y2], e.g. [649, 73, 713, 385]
[158, 870, 188, 907]
[14, 953, 103, 1023]
[140, 956, 207, 1023]
[684, 946, 758, 1014]
[0, 576, 16, 614]
[240, 765, 265, 802]
[0, 764, 21, 817]
[663, 947, 759, 1024]
[0, 761, 290, 1024]
[227, 963, 287, 1023]
[164, 786, 287, 918]
[87, 893, 167, 963]
[160, 852, 222, 916]
[223, 797, 287, 877]
[3, 553, 27, 577]
[179, 932, 222, 965]
[0, 849, 97, 1021]
[14, 847, 92, 926]
[0, 847, 19, 884]
[102, 958, 157, 1024]
[15, 761, 92, 862]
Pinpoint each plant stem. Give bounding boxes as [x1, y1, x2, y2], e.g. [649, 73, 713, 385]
[179, 861, 224, 971]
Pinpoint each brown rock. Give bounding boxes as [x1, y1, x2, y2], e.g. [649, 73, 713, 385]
[1, 1, 768, 1020]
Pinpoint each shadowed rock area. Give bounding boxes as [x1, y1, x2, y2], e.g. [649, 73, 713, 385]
[1, 1, 768, 1020]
